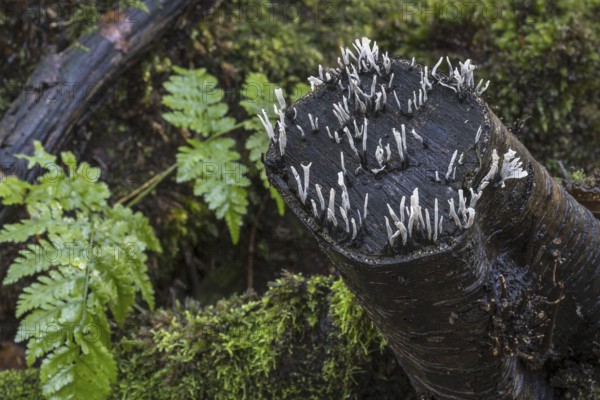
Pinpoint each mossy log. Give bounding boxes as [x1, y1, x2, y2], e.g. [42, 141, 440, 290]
[264, 39, 600, 399]
[0, 273, 415, 399]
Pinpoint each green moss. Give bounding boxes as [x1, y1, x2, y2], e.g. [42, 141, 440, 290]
[0, 369, 42, 400]
[196, 0, 600, 173]
[0, 273, 409, 399]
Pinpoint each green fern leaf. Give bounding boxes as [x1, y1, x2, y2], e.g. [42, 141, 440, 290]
[40, 341, 116, 400]
[0, 141, 160, 400]
[16, 269, 83, 318]
[176, 137, 250, 244]
[0, 175, 31, 205]
[162, 67, 236, 136]
[3, 241, 55, 285]
[17, 140, 57, 169]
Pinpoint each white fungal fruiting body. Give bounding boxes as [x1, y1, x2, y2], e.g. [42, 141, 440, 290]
[392, 128, 404, 162]
[433, 198, 439, 242]
[275, 88, 286, 110]
[464, 208, 476, 229]
[393, 91, 401, 110]
[291, 163, 312, 204]
[362, 119, 369, 153]
[475, 125, 482, 143]
[278, 120, 287, 156]
[340, 206, 350, 233]
[499, 149, 528, 187]
[478, 149, 500, 191]
[385, 217, 397, 246]
[316, 184, 325, 211]
[432, 57, 443, 79]
[344, 127, 359, 157]
[399, 196, 406, 224]
[446, 150, 458, 180]
[448, 198, 461, 228]
[375, 144, 385, 167]
[396, 222, 408, 245]
[338, 172, 351, 212]
[327, 189, 337, 226]
[258, 109, 275, 142]
[311, 199, 319, 218]
[411, 129, 424, 146]
[290, 166, 303, 203]
[387, 203, 400, 224]
[309, 113, 318, 131]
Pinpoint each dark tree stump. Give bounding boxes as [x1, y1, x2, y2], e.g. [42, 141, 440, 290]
[265, 39, 600, 399]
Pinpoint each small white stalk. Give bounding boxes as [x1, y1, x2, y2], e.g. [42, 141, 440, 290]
[340, 206, 350, 233]
[275, 88, 286, 110]
[311, 199, 319, 218]
[425, 208, 432, 240]
[316, 184, 325, 212]
[464, 208, 476, 229]
[411, 128, 424, 146]
[393, 128, 404, 162]
[393, 90, 401, 110]
[258, 109, 275, 142]
[448, 198, 461, 228]
[433, 198, 439, 243]
[387, 203, 400, 224]
[338, 172, 351, 212]
[446, 150, 458, 180]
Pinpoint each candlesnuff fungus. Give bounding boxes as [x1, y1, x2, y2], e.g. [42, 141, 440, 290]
[263, 37, 600, 399]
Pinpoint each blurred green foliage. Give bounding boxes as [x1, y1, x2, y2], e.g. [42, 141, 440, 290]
[199, 0, 600, 172]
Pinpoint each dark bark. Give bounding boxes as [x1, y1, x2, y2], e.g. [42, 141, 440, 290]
[265, 46, 600, 399]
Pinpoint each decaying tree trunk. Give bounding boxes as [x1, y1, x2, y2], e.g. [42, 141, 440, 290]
[264, 39, 600, 399]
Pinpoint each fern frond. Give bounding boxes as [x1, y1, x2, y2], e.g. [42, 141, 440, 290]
[40, 342, 116, 400]
[3, 241, 55, 285]
[1, 141, 160, 400]
[0, 175, 31, 205]
[162, 67, 236, 136]
[16, 269, 84, 318]
[0, 218, 49, 243]
[176, 137, 250, 244]
[16, 140, 57, 169]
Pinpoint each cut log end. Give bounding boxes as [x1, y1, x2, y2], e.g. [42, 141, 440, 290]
[264, 38, 527, 261]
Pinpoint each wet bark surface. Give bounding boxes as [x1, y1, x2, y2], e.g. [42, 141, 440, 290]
[265, 46, 600, 399]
